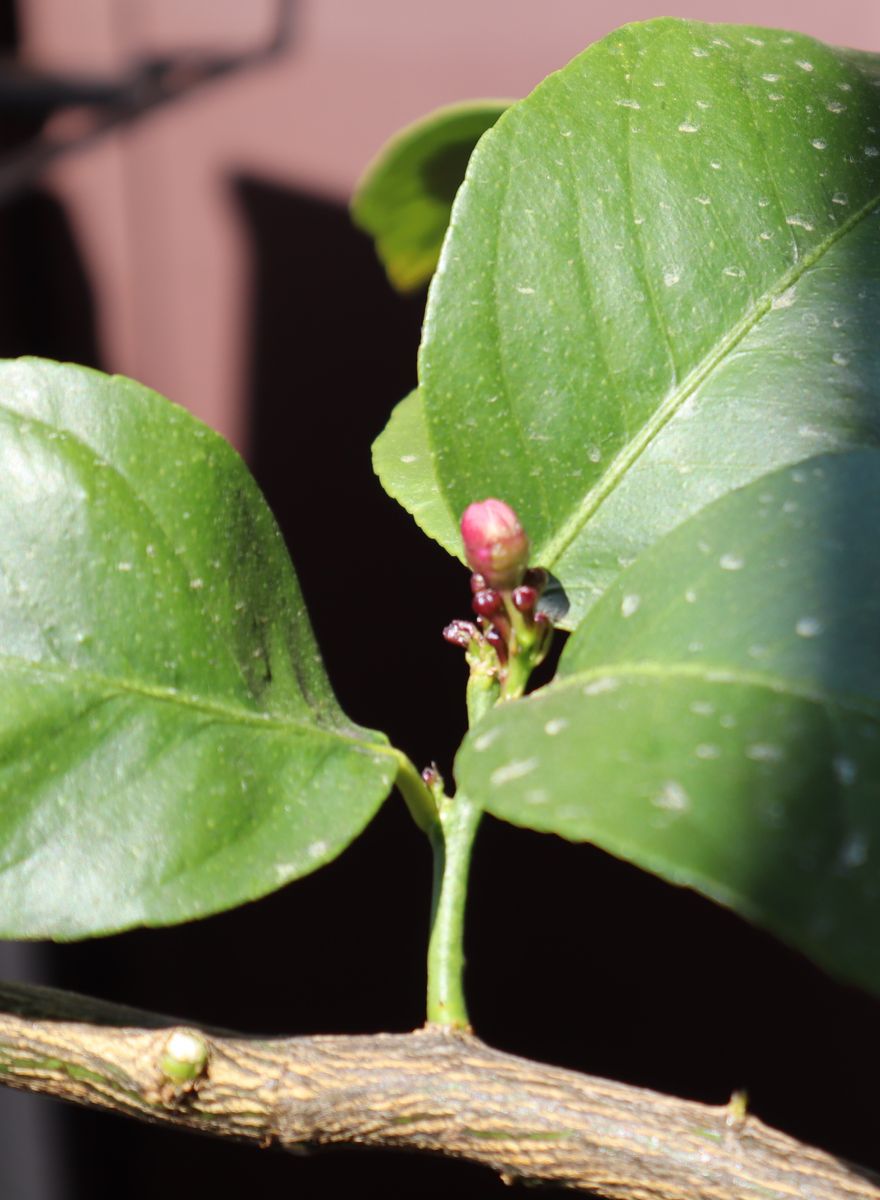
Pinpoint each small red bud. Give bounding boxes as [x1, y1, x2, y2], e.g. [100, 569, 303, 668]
[472, 588, 502, 618]
[460, 498, 529, 591]
[443, 619, 478, 649]
[512, 585, 538, 614]
[469, 572, 488, 594]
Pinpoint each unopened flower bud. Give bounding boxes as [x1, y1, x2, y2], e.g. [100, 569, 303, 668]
[443, 619, 479, 649]
[469, 572, 488, 594]
[512, 585, 538, 615]
[460, 499, 529, 590]
[472, 588, 502, 618]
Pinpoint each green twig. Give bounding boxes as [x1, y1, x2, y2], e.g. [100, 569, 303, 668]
[426, 792, 482, 1028]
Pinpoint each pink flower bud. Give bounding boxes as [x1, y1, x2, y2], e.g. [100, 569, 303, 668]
[460, 498, 529, 590]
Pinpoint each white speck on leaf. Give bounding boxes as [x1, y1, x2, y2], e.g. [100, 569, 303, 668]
[796, 616, 823, 638]
[719, 553, 744, 571]
[747, 743, 785, 763]
[795, 60, 814, 71]
[621, 594, 641, 618]
[678, 121, 699, 133]
[491, 759, 539, 786]
[473, 729, 499, 752]
[653, 781, 690, 812]
[583, 677, 620, 696]
[833, 756, 858, 786]
[544, 718, 569, 736]
[839, 832, 868, 868]
[695, 744, 721, 759]
[773, 286, 797, 309]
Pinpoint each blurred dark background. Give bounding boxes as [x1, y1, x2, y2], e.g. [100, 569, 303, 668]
[1, 1, 879, 1197]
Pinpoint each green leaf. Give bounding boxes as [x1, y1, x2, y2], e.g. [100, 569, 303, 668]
[455, 451, 880, 995]
[352, 100, 510, 291]
[0, 359, 397, 939]
[381, 20, 880, 627]
[372, 389, 461, 555]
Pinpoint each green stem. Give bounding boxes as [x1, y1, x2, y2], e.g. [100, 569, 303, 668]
[426, 792, 482, 1029]
[466, 670, 500, 727]
[393, 751, 440, 836]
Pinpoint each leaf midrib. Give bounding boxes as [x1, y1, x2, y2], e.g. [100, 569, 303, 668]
[0, 651, 388, 751]
[538, 188, 880, 570]
[551, 659, 880, 720]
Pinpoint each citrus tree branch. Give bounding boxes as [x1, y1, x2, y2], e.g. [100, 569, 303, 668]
[0, 981, 875, 1199]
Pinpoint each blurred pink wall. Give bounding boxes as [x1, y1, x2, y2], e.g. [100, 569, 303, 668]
[17, 0, 880, 448]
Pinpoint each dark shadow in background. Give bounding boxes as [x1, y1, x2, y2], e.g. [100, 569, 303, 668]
[0, 104, 878, 1200]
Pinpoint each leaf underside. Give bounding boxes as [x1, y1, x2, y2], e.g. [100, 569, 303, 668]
[352, 100, 510, 291]
[0, 360, 395, 939]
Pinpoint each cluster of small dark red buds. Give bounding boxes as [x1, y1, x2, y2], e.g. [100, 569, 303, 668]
[444, 499, 553, 698]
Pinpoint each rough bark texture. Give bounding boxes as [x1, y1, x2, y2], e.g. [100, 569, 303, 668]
[0, 981, 876, 1199]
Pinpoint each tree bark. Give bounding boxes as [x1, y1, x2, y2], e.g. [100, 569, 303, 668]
[0, 981, 876, 1199]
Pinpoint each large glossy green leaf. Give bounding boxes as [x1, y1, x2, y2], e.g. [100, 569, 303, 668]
[352, 101, 509, 291]
[456, 451, 880, 994]
[0, 359, 396, 938]
[380, 20, 880, 627]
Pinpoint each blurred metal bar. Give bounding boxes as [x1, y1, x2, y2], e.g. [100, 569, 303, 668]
[0, 0, 295, 202]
